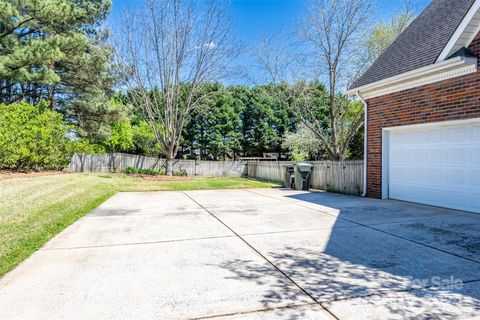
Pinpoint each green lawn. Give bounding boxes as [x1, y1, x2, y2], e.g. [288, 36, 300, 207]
[0, 173, 277, 277]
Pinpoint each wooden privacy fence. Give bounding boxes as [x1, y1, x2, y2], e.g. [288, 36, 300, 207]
[69, 154, 363, 195]
[69, 153, 247, 177]
[247, 160, 364, 195]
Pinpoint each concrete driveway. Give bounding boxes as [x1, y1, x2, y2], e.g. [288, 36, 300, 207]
[1, 189, 480, 319]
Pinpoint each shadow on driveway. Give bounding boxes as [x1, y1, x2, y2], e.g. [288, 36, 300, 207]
[218, 190, 480, 319]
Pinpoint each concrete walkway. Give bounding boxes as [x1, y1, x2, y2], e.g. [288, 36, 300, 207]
[1, 189, 480, 319]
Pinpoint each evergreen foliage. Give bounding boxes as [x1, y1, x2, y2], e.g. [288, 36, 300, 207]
[0, 0, 119, 138]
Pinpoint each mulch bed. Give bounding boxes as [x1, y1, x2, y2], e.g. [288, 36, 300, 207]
[0, 170, 67, 180]
[129, 174, 192, 181]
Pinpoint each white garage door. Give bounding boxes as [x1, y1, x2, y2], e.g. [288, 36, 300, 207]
[388, 121, 480, 213]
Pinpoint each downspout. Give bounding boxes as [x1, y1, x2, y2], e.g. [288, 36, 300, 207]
[356, 91, 368, 197]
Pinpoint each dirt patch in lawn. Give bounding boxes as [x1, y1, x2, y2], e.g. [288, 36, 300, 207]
[129, 174, 192, 181]
[0, 170, 66, 180]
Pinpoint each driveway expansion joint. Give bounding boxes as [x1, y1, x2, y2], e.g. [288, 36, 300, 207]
[41, 234, 237, 251]
[246, 189, 480, 265]
[183, 191, 341, 320]
[182, 302, 320, 320]
[238, 225, 364, 237]
[322, 278, 480, 304]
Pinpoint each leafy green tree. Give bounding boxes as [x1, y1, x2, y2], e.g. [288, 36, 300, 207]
[287, 80, 364, 161]
[0, 0, 118, 137]
[71, 139, 105, 154]
[104, 121, 134, 152]
[131, 121, 162, 156]
[281, 81, 365, 161]
[230, 85, 293, 157]
[182, 84, 295, 160]
[202, 89, 242, 160]
[348, 124, 364, 160]
[182, 85, 241, 160]
[283, 124, 325, 161]
[0, 102, 72, 170]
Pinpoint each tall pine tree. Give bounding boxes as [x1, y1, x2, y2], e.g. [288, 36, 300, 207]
[0, 0, 119, 140]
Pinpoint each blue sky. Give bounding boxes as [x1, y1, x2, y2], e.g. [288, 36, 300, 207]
[110, 0, 430, 43]
[109, 0, 430, 83]
[228, 0, 428, 44]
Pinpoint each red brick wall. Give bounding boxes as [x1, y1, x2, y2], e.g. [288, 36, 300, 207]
[365, 34, 480, 198]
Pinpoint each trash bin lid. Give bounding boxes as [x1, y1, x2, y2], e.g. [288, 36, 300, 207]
[294, 163, 313, 172]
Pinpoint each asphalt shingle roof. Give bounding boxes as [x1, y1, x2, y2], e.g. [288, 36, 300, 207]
[350, 0, 476, 90]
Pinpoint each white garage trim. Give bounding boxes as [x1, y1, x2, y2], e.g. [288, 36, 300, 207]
[383, 117, 480, 132]
[382, 118, 480, 212]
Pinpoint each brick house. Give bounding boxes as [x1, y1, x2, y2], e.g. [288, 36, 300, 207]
[348, 0, 480, 213]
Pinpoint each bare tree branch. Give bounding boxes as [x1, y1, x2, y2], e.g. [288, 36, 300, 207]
[292, 0, 372, 160]
[115, 0, 237, 175]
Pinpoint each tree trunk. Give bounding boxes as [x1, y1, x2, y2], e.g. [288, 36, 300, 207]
[329, 68, 339, 161]
[165, 155, 174, 176]
[47, 85, 55, 110]
[164, 146, 176, 176]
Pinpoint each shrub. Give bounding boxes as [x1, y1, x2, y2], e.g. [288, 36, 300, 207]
[104, 121, 134, 152]
[70, 139, 106, 154]
[124, 166, 165, 175]
[132, 121, 162, 156]
[173, 169, 188, 177]
[0, 102, 73, 170]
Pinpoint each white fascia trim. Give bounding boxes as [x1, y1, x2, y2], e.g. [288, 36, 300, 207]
[346, 56, 477, 99]
[436, 0, 480, 63]
[383, 117, 480, 132]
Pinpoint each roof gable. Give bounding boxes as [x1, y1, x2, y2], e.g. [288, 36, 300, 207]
[350, 0, 477, 90]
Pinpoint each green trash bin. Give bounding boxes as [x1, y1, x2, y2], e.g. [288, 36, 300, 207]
[294, 163, 313, 190]
[284, 164, 295, 189]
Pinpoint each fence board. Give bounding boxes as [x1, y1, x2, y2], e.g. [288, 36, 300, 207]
[195, 160, 247, 177]
[69, 154, 363, 195]
[68, 153, 245, 178]
[247, 160, 363, 195]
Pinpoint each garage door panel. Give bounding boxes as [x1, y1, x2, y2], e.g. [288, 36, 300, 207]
[389, 184, 420, 202]
[412, 130, 428, 143]
[390, 149, 407, 163]
[411, 149, 426, 162]
[446, 169, 466, 186]
[447, 191, 468, 207]
[472, 148, 480, 163]
[473, 126, 480, 140]
[470, 170, 480, 186]
[447, 127, 467, 142]
[425, 167, 445, 185]
[447, 148, 467, 164]
[388, 122, 480, 214]
[388, 166, 404, 182]
[426, 149, 444, 163]
[472, 193, 480, 208]
[428, 129, 446, 143]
